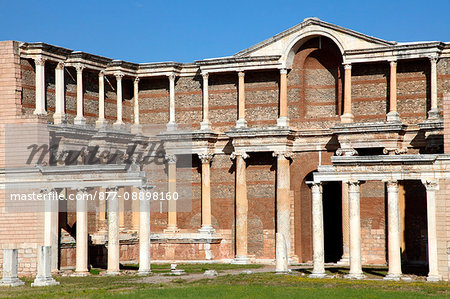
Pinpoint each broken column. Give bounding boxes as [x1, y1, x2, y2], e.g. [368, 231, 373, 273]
[0, 249, 24, 286]
[31, 246, 59, 287]
[275, 233, 288, 274]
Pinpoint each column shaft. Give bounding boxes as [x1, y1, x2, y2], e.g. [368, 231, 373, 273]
[345, 181, 364, 279]
[339, 183, 350, 265]
[236, 71, 247, 128]
[75, 189, 88, 275]
[74, 65, 85, 125]
[428, 57, 440, 120]
[387, 60, 400, 122]
[134, 78, 140, 125]
[275, 153, 291, 258]
[138, 192, 151, 275]
[34, 57, 46, 115]
[234, 153, 248, 263]
[199, 154, 214, 233]
[200, 73, 211, 130]
[96, 71, 106, 127]
[165, 155, 178, 232]
[423, 179, 441, 281]
[341, 63, 353, 123]
[277, 69, 289, 126]
[167, 74, 177, 130]
[54, 62, 65, 124]
[385, 180, 402, 279]
[107, 188, 120, 275]
[114, 73, 124, 126]
[310, 182, 325, 277]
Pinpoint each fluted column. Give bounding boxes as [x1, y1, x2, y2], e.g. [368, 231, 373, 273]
[384, 180, 402, 280]
[236, 71, 247, 128]
[422, 179, 441, 281]
[54, 62, 66, 124]
[33, 56, 46, 115]
[113, 72, 124, 128]
[138, 187, 152, 275]
[166, 74, 177, 131]
[387, 60, 400, 122]
[165, 154, 178, 232]
[73, 188, 89, 276]
[96, 71, 107, 128]
[277, 68, 289, 127]
[107, 187, 120, 275]
[231, 152, 249, 263]
[341, 63, 353, 123]
[199, 153, 214, 234]
[274, 151, 291, 263]
[345, 180, 365, 279]
[74, 64, 86, 125]
[309, 182, 326, 278]
[428, 56, 441, 120]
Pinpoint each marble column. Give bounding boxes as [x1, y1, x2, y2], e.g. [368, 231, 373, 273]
[200, 72, 211, 130]
[232, 152, 249, 263]
[338, 182, 350, 265]
[341, 63, 353, 123]
[165, 154, 178, 232]
[138, 187, 152, 275]
[384, 180, 402, 280]
[34, 56, 46, 115]
[74, 64, 86, 125]
[73, 188, 89, 276]
[277, 68, 289, 127]
[199, 153, 215, 234]
[107, 187, 120, 275]
[131, 77, 141, 133]
[274, 152, 291, 262]
[113, 72, 124, 128]
[310, 182, 326, 278]
[96, 71, 107, 128]
[43, 188, 60, 273]
[345, 180, 365, 279]
[387, 60, 400, 122]
[236, 71, 247, 128]
[0, 249, 24, 286]
[428, 56, 441, 120]
[53, 62, 66, 124]
[31, 246, 59, 286]
[422, 179, 441, 281]
[166, 73, 177, 131]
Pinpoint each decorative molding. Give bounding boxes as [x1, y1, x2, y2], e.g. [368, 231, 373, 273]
[34, 56, 46, 66]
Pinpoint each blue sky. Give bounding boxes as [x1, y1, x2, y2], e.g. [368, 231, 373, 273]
[0, 0, 448, 63]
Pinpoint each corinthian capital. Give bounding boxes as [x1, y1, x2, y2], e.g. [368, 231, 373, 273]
[115, 72, 125, 80]
[165, 153, 177, 164]
[75, 64, 84, 73]
[272, 151, 292, 159]
[198, 153, 214, 164]
[56, 62, 65, 70]
[422, 179, 439, 191]
[230, 151, 249, 160]
[34, 56, 46, 66]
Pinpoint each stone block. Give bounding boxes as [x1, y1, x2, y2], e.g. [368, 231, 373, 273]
[0, 249, 24, 286]
[31, 246, 59, 287]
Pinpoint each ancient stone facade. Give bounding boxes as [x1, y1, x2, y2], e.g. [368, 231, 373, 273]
[0, 18, 449, 281]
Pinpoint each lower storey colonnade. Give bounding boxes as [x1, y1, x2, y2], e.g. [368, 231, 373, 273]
[309, 179, 441, 281]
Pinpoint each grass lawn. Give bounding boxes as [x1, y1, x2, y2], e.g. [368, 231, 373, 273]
[0, 265, 447, 298]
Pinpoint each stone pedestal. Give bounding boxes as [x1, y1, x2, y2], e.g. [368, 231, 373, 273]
[32, 246, 59, 287]
[0, 249, 24, 286]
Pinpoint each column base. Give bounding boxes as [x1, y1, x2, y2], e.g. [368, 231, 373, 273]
[232, 256, 250, 264]
[0, 278, 25, 287]
[164, 226, 180, 234]
[71, 271, 90, 277]
[277, 117, 289, 127]
[426, 274, 441, 282]
[137, 270, 152, 276]
[74, 116, 86, 125]
[53, 113, 67, 125]
[275, 270, 290, 275]
[427, 109, 441, 121]
[198, 225, 216, 235]
[383, 273, 402, 281]
[308, 273, 327, 278]
[33, 109, 47, 116]
[31, 277, 60, 287]
[235, 119, 247, 128]
[95, 119, 108, 129]
[200, 121, 211, 131]
[166, 122, 178, 131]
[340, 113, 354, 124]
[344, 273, 366, 280]
[386, 111, 401, 123]
[113, 121, 125, 130]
